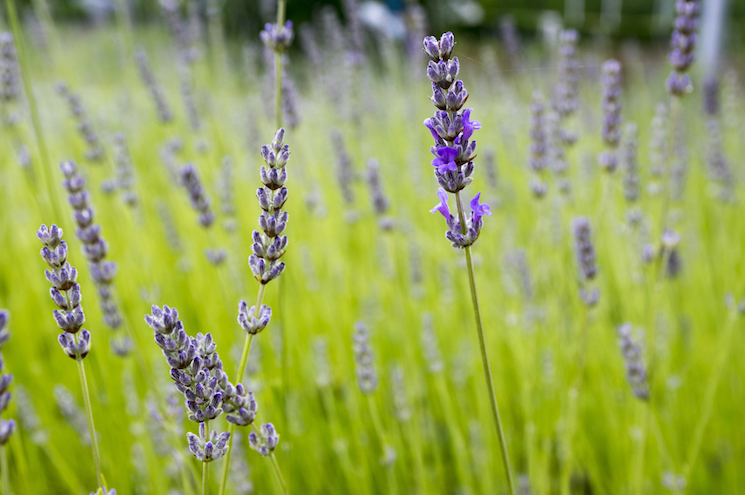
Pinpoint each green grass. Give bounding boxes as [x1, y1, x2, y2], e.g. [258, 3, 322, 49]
[0, 17, 743, 495]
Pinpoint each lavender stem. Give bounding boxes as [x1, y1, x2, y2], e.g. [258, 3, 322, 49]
[275, 0, 287, 130]
[76, 351, 105, 492]
[1, 444, 8, 495]
[454, 190, 515, 495]
[202, 419, 210, 495]
[269, 453, 289, 495]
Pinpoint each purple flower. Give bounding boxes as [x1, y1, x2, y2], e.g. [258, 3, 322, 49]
[461, 109, 481, 142]
[429, 188, 452, 220]
[470, 192, 492, 223]
[431, 147, 458, 174]
[424, 118, 440, 142]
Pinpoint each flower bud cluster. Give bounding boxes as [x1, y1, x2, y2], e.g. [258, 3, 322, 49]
[135, 50, 173, 123]
[248, 423, 280, 457]
[666, 0, 700, 96]
[352, 322, 377, 394]
[180, 163, 215, 228]
[0, 310, 14, 445]
[56, 84, 105, 162]
[423, 32, 492, 246]
[617, 323, 650, 400]
[622, 123, 640, 202]
[260, 21, 294, 53]
[37, 224, 92, 359]
[599, 60, 623, 173]
[60, 160, 129, 354]
[249, 128, 290, 285]
[145, 305, 257, 463]
[0, 32, 20, 104]
[572, 217, 600, 306]
[528, 91, 549, 197]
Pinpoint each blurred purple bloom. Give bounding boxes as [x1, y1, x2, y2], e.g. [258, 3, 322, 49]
[461, 109, 481, 142]
[470, 192, 491, 223]
[429, 188, 452, 220]
[431, 147, 458, 174]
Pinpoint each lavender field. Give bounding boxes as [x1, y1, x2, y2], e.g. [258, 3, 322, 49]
[0, 0, 743, 493]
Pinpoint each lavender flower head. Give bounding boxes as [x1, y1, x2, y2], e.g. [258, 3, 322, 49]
[528, 90, 549, 197]
[553, 30, 581, 123]
[145, 305, 257, 462]
[423, 32, 491, 247]
[599, 60, 622, 173]
[248, 423, 280, 457]
[261, 21, 294, 53]
[617, 323, 650, 400]
[180, 163, 215, 228]
[37, 224, 92, 359]
[59, 160, 128, 354]
[249, 128, 290, 285]
[430, 188, 492, 248]
[666, 0, 701, 96]
[352, 322, 377, 394]
[571, 217, 599, 306]
[0, 32, 20, 104]
[0, 310, 14, 445]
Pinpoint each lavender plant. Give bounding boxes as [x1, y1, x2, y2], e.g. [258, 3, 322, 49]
[422, 31, 514, 494]
[365, 158, 393, 230]
[0, 310, 14, 495]
[36, 224, 109, 493]
[145, 305, 257, 495]
[616, 323, 650, 400]
[572, 217, 599, 306]
[135, 49, 173, 123]
[598, 60, 622, 173]
[665, 0, 701, 97]
[622, 122, 639, 204]
[56, 84, 105, 162]
[179, 163, 225, 265]
[527, 90, 548, 197]
[59, 160, 130, 354]
[217, 128, 291, 495]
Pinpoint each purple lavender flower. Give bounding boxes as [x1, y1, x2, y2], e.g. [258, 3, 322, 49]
[37, 224, 92, 359]
[180, 163, 215, 228]
[365, 159, 393, 230]
[56, 84, 105, 162]
[423, 32, 491, 247]
[666, 0, 701, 96]
[59, 160, 129, 353]
[553, 30, 581, 122]
[599, 59, 623, 173]
[0, 309, 14, 446]
[572, 217, 599, 306]
[352, 322, 377, 394]
[470, 192, 492, 223]
[249, 129, 290, 285]
[617, 323, 650, 400]
[0, 33, 20, 104]
[145, 305, 256, 462]
[135, 50, 173, 123]
[429, 188, 452, 220]
[248, 423, 280, 457]
[528, 91, 549, 196]
[430, 147, 458, 174]
[260, 21, 294, 53]
[622, 123, 640, 203]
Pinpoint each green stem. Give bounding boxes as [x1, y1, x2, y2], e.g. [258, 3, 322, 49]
[202, 422, 210, 495]
[681, 312, 739, 488]
[1, 444, 9, 495]
[269, 453, 289, 495]
[75, 355, 105, 491]
[454, 191, 515, 495]
[657, 96, 681, 235]
[4, 0, 61, 217]
[275, 0, 286, 130]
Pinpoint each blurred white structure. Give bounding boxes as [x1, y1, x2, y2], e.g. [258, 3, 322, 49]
[700, 0, 729, 74]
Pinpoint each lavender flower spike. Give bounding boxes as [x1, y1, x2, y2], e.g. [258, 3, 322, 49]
[0, 309, 15, 446]
[572, 217, 599, 306]
[352, 322, 377, 394]
[248, 423, 280, 457]
[599, 60, 622, 173]
[260, 21, 294, 53]
[59, 160, 129, 354]
[37, 224, 92, 359]
[617, 324, 650, 400]
[666, 0, 701, 96]
[250, 128, 290, 285]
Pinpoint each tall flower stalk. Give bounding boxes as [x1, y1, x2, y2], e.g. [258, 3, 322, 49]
[36, 224, 109, 493]
[422, 32, 515, 494]
[217, 129, 291, 495]
[0, 310, 14, 495]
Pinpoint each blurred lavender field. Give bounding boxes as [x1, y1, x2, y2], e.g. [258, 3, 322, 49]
[0, 0, 744, 494]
